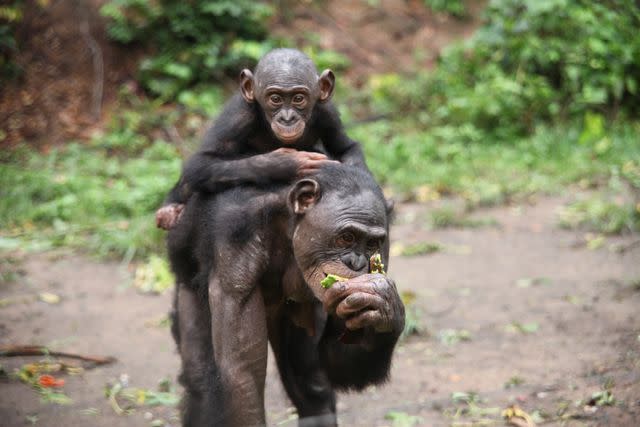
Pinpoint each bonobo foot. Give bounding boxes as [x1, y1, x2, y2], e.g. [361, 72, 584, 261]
[156, 203, 184, 230]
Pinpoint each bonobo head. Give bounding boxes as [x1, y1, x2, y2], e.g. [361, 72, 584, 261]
[288, 164, 389, 299]
[239, 48, 335, 144]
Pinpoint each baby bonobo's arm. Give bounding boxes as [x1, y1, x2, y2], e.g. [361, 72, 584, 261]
[156, 95, 335, 230]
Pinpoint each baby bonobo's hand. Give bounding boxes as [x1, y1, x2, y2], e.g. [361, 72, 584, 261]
[323, 273, 405, 334]
[156, 203, 184, 230]
[271, 147, 339, 178]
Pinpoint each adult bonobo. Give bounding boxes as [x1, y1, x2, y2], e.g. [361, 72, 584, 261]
[157, 48, 370, 230]
[168, 164, 405, 426]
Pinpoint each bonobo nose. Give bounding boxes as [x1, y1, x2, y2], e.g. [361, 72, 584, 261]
[341, 253, 368, 272]
[279, 110, 297, 125]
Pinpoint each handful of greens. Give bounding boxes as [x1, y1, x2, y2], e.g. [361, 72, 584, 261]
[320, 253, 386, 289]
[320, 274, 347, 289]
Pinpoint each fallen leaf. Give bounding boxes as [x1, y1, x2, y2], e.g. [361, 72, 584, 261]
[502, 404, 536, 427]
[39, 292, 61, 304]
[38, 374, 65, 388]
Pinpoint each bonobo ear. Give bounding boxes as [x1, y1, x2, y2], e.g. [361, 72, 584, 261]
[240, 69, 255, 103]
[318, 69, 335, 103]
[288, 179, 321, 215]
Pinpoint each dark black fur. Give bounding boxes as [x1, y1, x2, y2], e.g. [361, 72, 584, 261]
[162, 48, 369, 207]
[168, 164, 403, 427]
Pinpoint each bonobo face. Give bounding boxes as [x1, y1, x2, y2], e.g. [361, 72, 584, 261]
[260, 83, 315, 144]
[289, 180, 388, 300]
[239, 49, 335, 145]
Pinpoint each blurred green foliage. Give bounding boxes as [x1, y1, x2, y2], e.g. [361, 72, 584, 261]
[424, 0, 466, 18]
[0, 142, 181, 259]
[100, 0, 275, 100]
[0, 0, 24, 79]
[351, 119, 640, 208]
[3, 0, 640, 264]
[366, 0, 640, 140]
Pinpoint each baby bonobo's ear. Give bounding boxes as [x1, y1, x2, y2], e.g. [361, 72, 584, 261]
[318, 69, 335, 103]
[288, 179, 321, 215]
[240, 69, 255, 103]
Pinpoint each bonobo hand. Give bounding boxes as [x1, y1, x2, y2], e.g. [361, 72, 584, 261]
[268, 147, 339, 179]
[322, 274, 405, 335]
[156, 203, 184, 230]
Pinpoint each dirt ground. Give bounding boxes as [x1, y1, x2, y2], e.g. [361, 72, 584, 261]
[1, 195, 639, 427]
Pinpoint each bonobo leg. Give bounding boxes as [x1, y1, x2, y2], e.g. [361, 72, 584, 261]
[175, 283, 227, 426]
[269, 303, 337, 427]
[209, 270, 268, 426]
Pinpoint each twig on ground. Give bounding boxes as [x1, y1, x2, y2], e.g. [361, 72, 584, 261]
[0, 345, 116, 366]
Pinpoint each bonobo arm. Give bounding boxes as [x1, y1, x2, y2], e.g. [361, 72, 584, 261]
[318, 274, 405, 390]
[162, 94, 259, 205]
[316, 102, 369, 171]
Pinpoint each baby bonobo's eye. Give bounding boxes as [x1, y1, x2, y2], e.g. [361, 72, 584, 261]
[269, 94, 283, 105]
[292, 94, 305, 104]
[335, 232, 355, 248]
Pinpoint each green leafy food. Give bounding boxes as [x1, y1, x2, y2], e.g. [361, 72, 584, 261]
[320, 274, 348, 289]
[370, 253, 385, 274]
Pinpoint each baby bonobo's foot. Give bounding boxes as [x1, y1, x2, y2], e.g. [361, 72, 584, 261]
[156, 203, 184, 230]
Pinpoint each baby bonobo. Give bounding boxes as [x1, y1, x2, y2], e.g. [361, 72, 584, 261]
[156, 48, 370, 229]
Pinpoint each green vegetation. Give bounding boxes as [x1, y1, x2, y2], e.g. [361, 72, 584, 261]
[2, 0, 639, 263]
[100, 0, 275, 100]
[0, 0, 24, 78]
[424, 0, 466, 18]
[0, 142, 180, 259]
[429, 207, 498, 229]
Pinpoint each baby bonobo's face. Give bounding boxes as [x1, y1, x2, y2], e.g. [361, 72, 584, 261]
[240, 49, 335, 145]
[259, 79, 316, 144]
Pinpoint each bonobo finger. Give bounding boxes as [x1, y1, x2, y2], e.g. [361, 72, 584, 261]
[345, 310, 382, 331]
[297, 160, 341, 176]
[298, 151, 329, 160]
[335, 292, 385, 318]
[323, 281, 376, 314]
[274, 147, 296, 154]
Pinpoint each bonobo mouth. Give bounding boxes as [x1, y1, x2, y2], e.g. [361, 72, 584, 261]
[272, 121, 305, 144]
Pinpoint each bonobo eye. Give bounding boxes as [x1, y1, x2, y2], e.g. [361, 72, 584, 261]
[292, 94, 306, 105]
[335, 232, 356, 248]
[269, 94, 283, 105]
[366, 238, 381, 252]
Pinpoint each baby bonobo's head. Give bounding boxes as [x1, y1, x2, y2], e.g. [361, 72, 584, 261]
[287, 163, 389, 299]
[239, 49, 335, 144]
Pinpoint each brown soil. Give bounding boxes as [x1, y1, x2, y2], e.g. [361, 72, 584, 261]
[272, 0, 486, 84]
[0, 0, 140, 149]
[1, 196, 639, 426]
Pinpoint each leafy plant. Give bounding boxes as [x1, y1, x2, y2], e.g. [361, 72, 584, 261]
[0, 0, 24, 78]
[101, 0, 275, 100]
[424, 0, 466, 18]
[0, 141, 181, 260]
[363, 0, 640, 142]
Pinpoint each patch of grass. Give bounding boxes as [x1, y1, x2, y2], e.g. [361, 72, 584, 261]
[400, 290, 422, 340]
[558, 196, 640, 234]
[438, 329, 472, 346]
[505, 322, 539, 335]
[429, 207, 498, 229]
[133, 255, 174, 294]
[352, 121, 640, 206]
[504, 376, 525, 389]
[394, 241, 443, 257]
[0, 142, 181, 260]
[384, 411, 424, 427]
